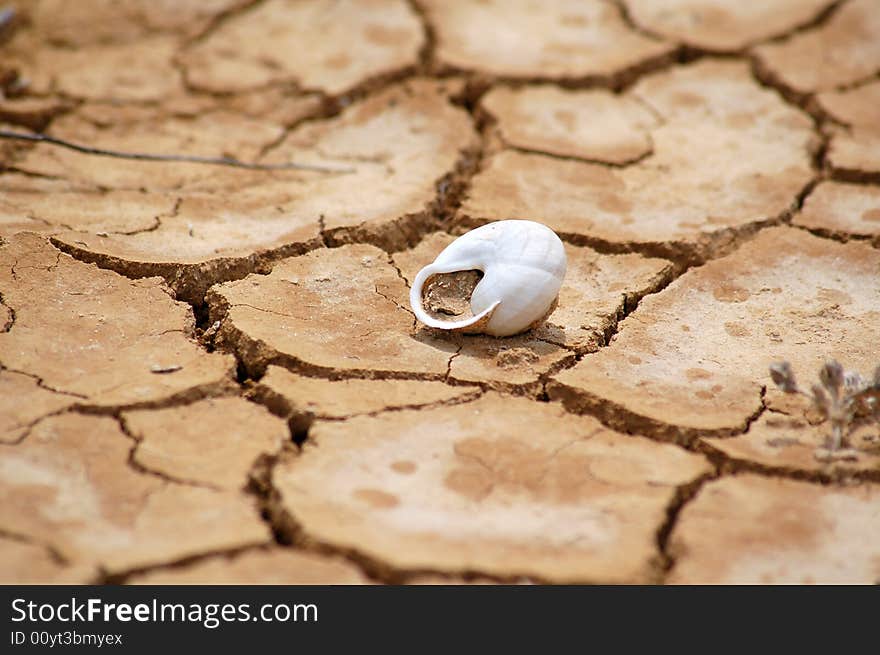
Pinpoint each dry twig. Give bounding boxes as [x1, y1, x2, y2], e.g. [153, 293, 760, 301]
[770, 359, 880, 455]
[0, 128, 355, 174]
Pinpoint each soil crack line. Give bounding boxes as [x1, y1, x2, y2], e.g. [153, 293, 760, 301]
[373, 284, 414, 317]
[0, 366, 87, 400]
[507, 143, 654, 168]
[0, 407, 76, 447]
[184, 0, 269, 46]
[406, 0, 437, 72]
[654, 470, 719, 581]
[0, 292, 14, 332]
[444, 344, 463, 381]
[70, 380, 238, 416]
[115, 414, 224, 490]
[0, 528, 70, 566]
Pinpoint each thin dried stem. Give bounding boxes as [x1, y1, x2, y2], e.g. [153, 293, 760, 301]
[0, 128, 355, 174]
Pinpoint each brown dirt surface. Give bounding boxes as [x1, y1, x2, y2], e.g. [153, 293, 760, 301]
[817, 81, 880, 182]
[1, 0, 879, 585]
[0, 369, 76, 444]
[273, 393, 710, 583]
[0, 233, 235, 407]
[0, 536, 96, 584]
[548, 227, 880, 441]
[481, 86, 657, 164]
[461, 61, 815, 263]
[252, 365, 482, 419]
[0, 414, 269, 575]
[753, 0, 880, 94]
[122, 397, 288, 490]
[422, 0, 674, 79]
[668, 475, 880, 583]
[181, 0, 423, 95]
[794, 182, 880, 243]
[624, 0, 835, 52]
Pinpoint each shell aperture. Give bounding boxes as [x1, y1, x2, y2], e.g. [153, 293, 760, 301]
[410, 220, 567, 337]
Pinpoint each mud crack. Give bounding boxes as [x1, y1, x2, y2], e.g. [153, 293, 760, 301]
[246, 449, 547, 585]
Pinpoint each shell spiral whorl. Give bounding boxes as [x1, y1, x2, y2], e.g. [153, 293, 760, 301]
[410, 220, 567, 337]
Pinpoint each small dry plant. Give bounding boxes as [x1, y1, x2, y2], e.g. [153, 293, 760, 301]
[769, 360, 880, 460]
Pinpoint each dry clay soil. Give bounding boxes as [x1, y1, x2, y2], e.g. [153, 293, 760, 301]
[1, 0, 879, 585]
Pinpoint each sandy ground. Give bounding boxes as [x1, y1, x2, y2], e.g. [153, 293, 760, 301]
[1, 0, 879, 584]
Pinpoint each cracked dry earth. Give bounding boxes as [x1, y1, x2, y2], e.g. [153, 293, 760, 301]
[1, 0, 879, 586]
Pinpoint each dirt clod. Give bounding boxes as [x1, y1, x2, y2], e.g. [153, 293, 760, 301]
[668, 475, 880, 584]
[0, 414, 269, 574]
[549, 228, 880, 441]
[462, 62, 814, 263]
[274, 393, 711, 583]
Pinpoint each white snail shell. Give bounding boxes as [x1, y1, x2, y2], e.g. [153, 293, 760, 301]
[410, 220, 567, 337]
